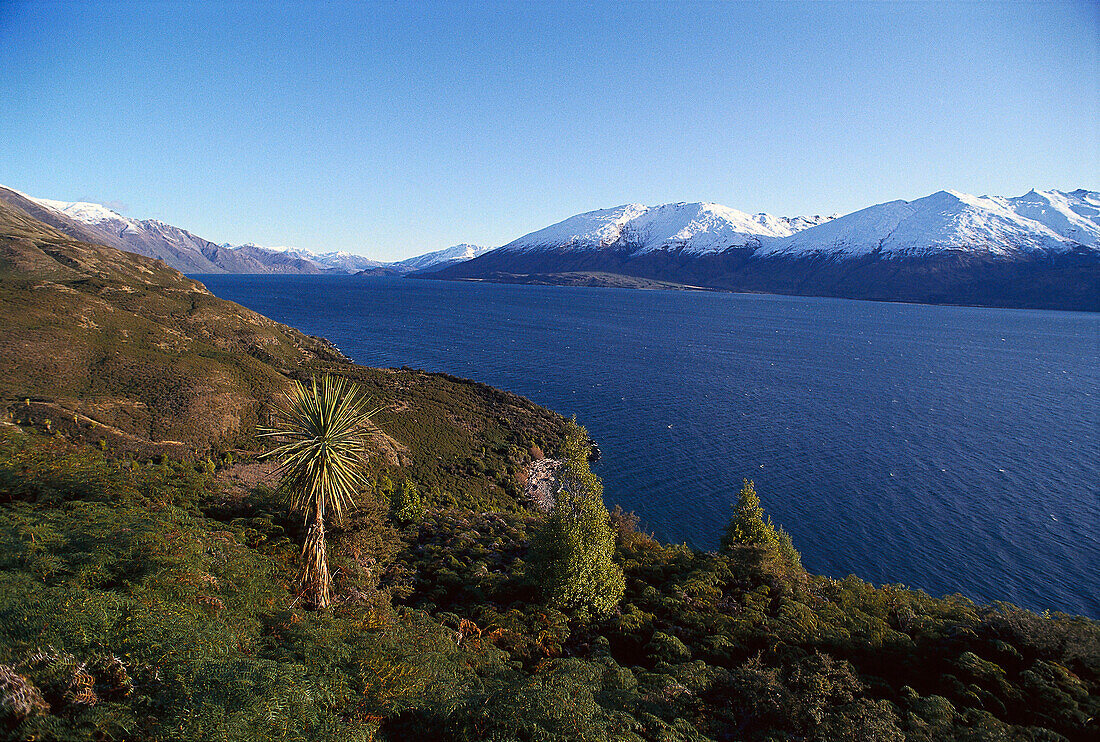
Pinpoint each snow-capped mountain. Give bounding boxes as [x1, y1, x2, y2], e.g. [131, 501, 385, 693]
[758, 189, 1100, 258]
[2, 187, 399, 274]
[7, 183, 1096, 309]
[3, 186, 495, 276]
[426, 189, 1100, 311]
[18, 193, 231, 273]
[499, 202, 834, 255]
[1007, 189, 1100, 245]
[220, 243, 387, 272]
[395, 244, 492, 271]
[491, 191, 1098, 260]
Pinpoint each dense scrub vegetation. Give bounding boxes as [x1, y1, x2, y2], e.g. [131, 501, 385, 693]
[1, 428, 1095, 741]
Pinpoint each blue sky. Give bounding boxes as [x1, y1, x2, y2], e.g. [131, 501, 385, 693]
[1, 0, 1096, 260]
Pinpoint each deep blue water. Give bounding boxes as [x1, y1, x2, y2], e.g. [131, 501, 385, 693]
[197, 274, 1100, 618]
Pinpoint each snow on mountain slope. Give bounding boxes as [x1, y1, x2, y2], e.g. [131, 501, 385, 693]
[758, 189, 1100, 258]
[22, 193, 358, 274]
[626, 202, 811, 254]
[1007, 189, 1100, 246]
[315, 251, 387, 272]
[24, 194, 224, 272]
[499, 202, 834, 255]
[501, 203, 649, 252]
[222, 243, 385, 272]
[397, 244, 491, 270]
[29, 196, 156, 240]
[20, 188, 471, 275]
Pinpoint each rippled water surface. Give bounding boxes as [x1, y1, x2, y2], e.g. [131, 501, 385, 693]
[198, 274, 1100, 617]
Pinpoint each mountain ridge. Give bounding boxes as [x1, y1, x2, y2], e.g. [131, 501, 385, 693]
[426, 188, 1100, 311]
[0, 186, 490, 276]
[495, 201, 836, 255]
[7, 184, 1099, 309]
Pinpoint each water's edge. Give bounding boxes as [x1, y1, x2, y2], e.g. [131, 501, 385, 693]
[196, 274, 1100, 618]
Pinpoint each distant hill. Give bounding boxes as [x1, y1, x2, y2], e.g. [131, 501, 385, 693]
[0, 185, 493, 276]
[217, 242, 389, 273]
[424, 190, 1100, 311]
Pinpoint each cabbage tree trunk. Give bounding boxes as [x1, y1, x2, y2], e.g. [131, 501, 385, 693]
[299, 501, 332, 609]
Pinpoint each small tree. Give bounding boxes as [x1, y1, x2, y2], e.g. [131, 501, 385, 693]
[260, 375, 378, 609]
[528, 419, 624, 617]
[392, 478, 424, 524]
[720, 478, 776, 552]
[720, 479, 803, 573]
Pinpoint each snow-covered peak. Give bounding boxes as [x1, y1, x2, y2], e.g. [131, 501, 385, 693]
[397, 243, 492, 270]
[28, 196, 137, 229]
[1007, 189, 1100, 246]
[500, 201, 832, 255]
[627, 202, 783, 253]
[501, 203, 649, 252]
[759, 188, 1099, 258]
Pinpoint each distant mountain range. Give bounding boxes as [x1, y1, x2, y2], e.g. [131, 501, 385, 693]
[425, 189, 1100, 311]
[3, 184, 1096, 309]
[0, 186, 481, 276]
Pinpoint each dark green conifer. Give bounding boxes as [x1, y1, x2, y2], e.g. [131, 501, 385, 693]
[720, 478, 776, 552]
[528, 419, 625, 616]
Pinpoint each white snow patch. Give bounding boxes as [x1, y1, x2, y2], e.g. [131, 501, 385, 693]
[499, 202, 834, 255]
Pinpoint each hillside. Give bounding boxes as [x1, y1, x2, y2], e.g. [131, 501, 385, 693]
[0, 198, 567, 506]
[0, 194, 342, 451]
[425, 190, 1100, 311]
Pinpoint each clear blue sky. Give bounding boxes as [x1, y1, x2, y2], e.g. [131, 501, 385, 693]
[1, 0, 1096, 260]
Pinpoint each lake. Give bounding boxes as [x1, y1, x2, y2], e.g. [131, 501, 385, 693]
[197, 274, 1100, 618]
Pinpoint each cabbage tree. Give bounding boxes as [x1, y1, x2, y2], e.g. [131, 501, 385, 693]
[260, 375, 378, 608]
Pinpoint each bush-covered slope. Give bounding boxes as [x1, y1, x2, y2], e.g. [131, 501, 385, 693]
[0, 430, 1096, 741]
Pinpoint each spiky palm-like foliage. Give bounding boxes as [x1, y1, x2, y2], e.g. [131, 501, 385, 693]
[260, 375, 379, 608]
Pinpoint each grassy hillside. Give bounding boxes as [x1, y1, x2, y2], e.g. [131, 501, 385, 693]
[0, 195, 340, 450]
[0, 198, 567, 507]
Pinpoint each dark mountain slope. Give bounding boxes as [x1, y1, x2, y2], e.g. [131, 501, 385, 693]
[426, 243, 1100, 311]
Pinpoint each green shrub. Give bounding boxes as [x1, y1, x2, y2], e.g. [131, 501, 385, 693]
[392, 479, 425, 524]
[528, 420, 624, 618]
